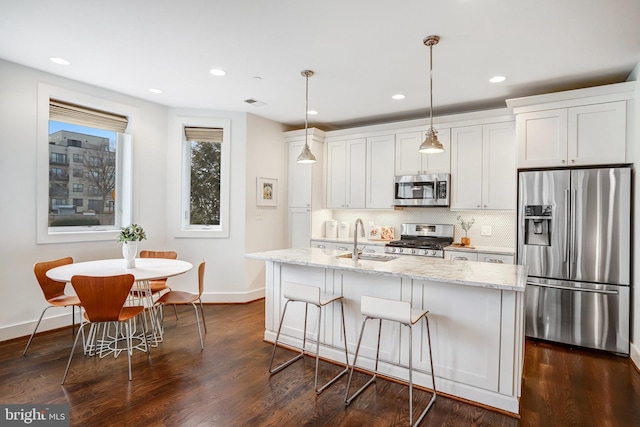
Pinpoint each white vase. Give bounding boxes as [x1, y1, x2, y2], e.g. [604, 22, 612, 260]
[122, 241, 138, 268]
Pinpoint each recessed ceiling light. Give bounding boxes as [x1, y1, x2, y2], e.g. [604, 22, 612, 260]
[489, 75, 506, 83]
[209, 68, 227, 77]
[307, 110, 318, 115]
[148, 88, 163, 94]
[392, 94, 406, 100]
[50, 57, 71, 66]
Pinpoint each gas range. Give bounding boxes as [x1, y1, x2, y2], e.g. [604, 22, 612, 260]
[384, 223, 454, 258]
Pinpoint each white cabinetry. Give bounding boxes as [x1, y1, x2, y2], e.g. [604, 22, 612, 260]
[515, 101, 626, 168]
[326, 138, 366, 209]
[507, 83, 633, 169]
[450, 121, 515, 210]
[285, 129, 326, 248]
[444, 250, 514, 264]
[366, 135, 395, 209]
[395, 128, 451, 175]
[288, 141, 312, 208]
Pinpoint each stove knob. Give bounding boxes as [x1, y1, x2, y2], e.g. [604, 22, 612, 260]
[410, 248, 416, 255]
[428, 250, 436, 256]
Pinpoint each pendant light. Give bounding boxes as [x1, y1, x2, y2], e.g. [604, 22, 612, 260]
[418, 35, 445, 154]
[296, 70, 317, 164]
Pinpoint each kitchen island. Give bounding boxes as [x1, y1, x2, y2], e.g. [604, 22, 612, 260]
[246, 248, 528, 415]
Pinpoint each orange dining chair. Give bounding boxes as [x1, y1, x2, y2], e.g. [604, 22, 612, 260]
[62, 274, 148, 384]
[139, 250, 178, 298]
[23, 257, 81, 356]
[154, 261, 207, 349]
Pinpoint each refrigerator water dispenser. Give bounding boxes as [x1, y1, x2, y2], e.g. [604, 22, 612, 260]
[524, 205, 552, 246]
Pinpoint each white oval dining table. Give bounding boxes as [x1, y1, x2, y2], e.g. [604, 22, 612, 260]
[46, 258, 193, 283]
[47, 258, 193, 353]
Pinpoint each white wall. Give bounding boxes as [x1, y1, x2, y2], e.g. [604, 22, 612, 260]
[0, 59, 168, 340]
[0, 59, 288, 341]
[244, 113, 288, 296]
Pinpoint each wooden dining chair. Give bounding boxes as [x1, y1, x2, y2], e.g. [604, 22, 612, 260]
[154, 261, 207, 349]
[23, 257, 81, 356]
[62, 274, 148, 384]
[139, 250, 178, 297]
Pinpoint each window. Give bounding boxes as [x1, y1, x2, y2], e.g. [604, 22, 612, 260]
[185, 127, 223, 226]
[37, 83, 134, 243]
[170, 116, 230, 238]
[50, 153, 67, 165]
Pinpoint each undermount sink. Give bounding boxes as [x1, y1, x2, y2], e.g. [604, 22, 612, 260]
[336, 253, 398, 262]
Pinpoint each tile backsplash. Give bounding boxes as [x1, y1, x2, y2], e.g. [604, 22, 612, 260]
[329, 208, 516, 248]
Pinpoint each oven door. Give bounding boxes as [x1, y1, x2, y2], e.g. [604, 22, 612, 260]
[394, 174, 449, 207]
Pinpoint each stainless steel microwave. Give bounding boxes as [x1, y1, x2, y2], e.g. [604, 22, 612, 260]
[394, 174, 450, 207]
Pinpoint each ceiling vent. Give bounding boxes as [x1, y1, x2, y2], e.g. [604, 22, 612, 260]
[244, 98, 267, 107]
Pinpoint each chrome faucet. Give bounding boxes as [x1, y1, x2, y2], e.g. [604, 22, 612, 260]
[353, 218, 365, 261]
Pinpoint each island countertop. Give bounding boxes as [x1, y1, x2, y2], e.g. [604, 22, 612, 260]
[246, 247, 528, 292]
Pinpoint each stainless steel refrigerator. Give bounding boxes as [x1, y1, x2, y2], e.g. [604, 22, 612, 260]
[518, 166, 631, 354]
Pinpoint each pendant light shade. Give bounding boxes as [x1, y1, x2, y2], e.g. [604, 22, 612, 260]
[297, 70, 317, 164]
[418, 35, 445, 154]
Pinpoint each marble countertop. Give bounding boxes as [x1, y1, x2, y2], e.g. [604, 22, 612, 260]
[312, 238, 515, 254]
[246, 248, 528, 292]
[311, 237, 389, 246]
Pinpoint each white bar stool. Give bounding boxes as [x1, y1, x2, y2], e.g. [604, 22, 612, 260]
[269, 282, 349, 394]
[345, 295, 437, 427]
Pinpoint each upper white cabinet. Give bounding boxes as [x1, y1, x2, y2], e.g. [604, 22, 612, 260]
[395, 128, 451, 175]
[285, 128, 327, 248]
[288, 140, 312, 208]
[366, 134, 395, 209]
[450, 121, 516, 210]
[326, 137, 366, 209]
[507, 82, 633, 169]
[516, 102, 626, 168]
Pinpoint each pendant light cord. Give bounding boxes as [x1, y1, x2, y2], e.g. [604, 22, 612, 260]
[429, 41, 434, 130]
[304, 72, 309, 147]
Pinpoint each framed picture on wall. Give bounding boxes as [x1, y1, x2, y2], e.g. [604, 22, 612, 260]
[257, 177, 277, 207]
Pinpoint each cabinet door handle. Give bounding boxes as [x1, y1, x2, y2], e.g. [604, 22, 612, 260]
[453, 256, 468, 261]
[562, 159, 566, 164]
[571, 159, 575, 163]
[337, 246, 349, 251]
[364, 249, 375, 253]
[486, 258, 504, 263]
[316, 244, 326, 249]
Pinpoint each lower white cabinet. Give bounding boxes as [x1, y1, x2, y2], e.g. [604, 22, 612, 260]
[445, 250, 514, 264]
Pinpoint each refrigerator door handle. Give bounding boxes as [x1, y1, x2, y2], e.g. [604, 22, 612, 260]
[571, 189, 577, 263]
[526, 281, 619, 295]
[563, 189, 570, 262]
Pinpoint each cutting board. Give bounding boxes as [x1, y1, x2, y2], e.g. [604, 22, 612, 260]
[449, 243, 476, 249]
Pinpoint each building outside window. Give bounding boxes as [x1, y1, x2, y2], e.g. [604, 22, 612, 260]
[72, 183, 83, 192]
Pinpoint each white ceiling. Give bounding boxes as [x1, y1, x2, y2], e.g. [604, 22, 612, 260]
[1, 0, 639, 130]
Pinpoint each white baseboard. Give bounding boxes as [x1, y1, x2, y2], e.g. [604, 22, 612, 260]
[1, 290, 265, 343]
[631, 341, 640, 371]
[201, 288, 265, 303]
[0, 310, 76, 343]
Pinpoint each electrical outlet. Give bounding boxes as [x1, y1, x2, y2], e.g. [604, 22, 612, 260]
[481, 225, 492, 236]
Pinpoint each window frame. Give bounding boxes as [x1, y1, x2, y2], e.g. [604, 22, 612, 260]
[37, 83, 136, 244]
[170, 116, 231, 239]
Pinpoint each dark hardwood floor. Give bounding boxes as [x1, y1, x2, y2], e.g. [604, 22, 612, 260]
[2, 300, 639, 426]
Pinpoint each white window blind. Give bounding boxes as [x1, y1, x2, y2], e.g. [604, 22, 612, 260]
[184, 127, 224, 143]
[50, 99, 128, 133]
